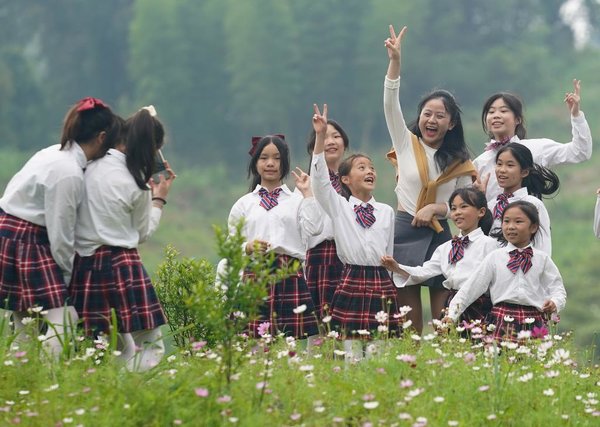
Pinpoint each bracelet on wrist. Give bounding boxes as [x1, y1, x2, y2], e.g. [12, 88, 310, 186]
[152, 197, 167, 205]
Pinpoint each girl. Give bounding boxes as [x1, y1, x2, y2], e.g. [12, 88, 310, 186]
[474, 80, 592, 202]
[381, 187, 498, 325]
[383, 25, 476, 334]
[228, 134, 319, 340]
[0, 97, 120, 356]
[71, 105, 175, 371]
[301, 120, 349, 318]
[311, 104, 400, 362]
[488, 142, 558, 255]
[445, 201, 566, 342]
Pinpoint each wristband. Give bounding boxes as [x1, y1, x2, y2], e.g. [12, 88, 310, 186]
[152, 197, 167, 205]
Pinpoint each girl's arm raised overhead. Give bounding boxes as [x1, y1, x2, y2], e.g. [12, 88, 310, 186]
[384, 24, 406, 80]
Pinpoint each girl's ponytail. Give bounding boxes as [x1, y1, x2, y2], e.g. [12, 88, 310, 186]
[125, 108, 165, 190]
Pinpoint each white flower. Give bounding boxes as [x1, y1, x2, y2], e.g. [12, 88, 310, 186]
[293, 304, 307, 314]
[141, 105, 157, 117]
[21, 317, 35, 325]
[402, 320, 413, 329]
[30, 306, 44, 313]
[327, 331, 339, 339]
[322, 315, 332, 323]
[356, 329, 370, 336]
[333, 350, 346, 356]
[448, 421, 459, 426]
[167, 355, 177, 363]
[363, 401, 379, 409]
[75, 409, 85, 415]
[546, 370, 560, 378]
[434, 396, 445, 403]
[37, 335, 47, 342]
[486, 324, 496, 332]
[524, 317, 536, 324]
[503, 315, 514, 322]
[399, 305, 413, 316]
[543, 388, 555, 396]
[517, 330, 532, 340]
[377, 325, 388, 333]
[44, 384, 59, 392]
[553, 349, 570, 361]
[18, 390, 30, 395]
[299, 365, 314, 372]
[411, 334, 421, 341]
[517, 372, 533, 382]
[375, 311, 388, 323]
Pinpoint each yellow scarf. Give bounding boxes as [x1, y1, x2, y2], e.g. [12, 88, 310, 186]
[386, 133, 476, 233]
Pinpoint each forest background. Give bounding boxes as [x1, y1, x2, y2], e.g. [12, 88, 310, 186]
[1, 0, 599, 354]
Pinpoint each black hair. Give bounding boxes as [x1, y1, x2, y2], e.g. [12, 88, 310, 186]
[338, 153, 372, 200]
[306, 119, 349, 156]
[60, 99, 121, 152]
[448, 187, 493, 235]
[495, 143, 560, 199]
[124, 109, 165, 190]
[481, 92, 527, 139]
[247, 135, 290, 192]
[408, 89, 471, 171]
[490, 200, 540, 245]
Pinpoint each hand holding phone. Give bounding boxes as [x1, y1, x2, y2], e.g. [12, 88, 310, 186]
[152, 149, 173, 184]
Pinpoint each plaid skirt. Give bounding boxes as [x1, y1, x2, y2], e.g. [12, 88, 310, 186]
[394, 211, 451, 288]
[70, 246, 166, 335]
[330, 264, 401, 337]
[246, 255, 319, 339]
[305, 240, 343, 318]
[487, 302, 547, 342]
[445, 290, 492, 325]
[0, 210, 68, 311]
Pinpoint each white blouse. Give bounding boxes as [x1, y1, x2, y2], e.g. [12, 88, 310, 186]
[474, 113, 592, 203]
[311, 152, 395, 266]
[383, 76, 472, 216]
[392, 228, 499, 289]
[447, 243, 566, 322]
[487, 187, 552, 255]
[0, 143, 87, 283]
[75, 149, 163, 256]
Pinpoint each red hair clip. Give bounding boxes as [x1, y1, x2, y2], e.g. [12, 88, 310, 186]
[76, 97, 108, 112]
[249, 133, 285, 156]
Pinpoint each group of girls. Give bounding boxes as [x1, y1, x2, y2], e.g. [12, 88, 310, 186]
[227, 24, 591, 356]
[0, 98, 175, 371]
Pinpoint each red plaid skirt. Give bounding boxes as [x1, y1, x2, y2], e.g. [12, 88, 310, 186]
[330, 265, 401, 337]
[305, 240, 343, 318]
[445, 290, 492, 324]
[246, 255, 319, 338]
[487, 302, 546, 342]
[70, 246, 166, 335]
[0, 210, 68, 311]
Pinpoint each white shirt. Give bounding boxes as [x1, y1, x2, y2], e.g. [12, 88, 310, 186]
[311, 152, 395, 266]
[228, 184, 317, 260]
[393, 228, 499, 289]
[474, 113, 592, 202]
[75, 149, 163, 256]
[383, 76, 472, 216]
[447, 243, 566, 322]
[0, 143, 87, 283]
[594, 195, 600, 238]
[299, 196, 334, 249]
[487, 187, 552, 255]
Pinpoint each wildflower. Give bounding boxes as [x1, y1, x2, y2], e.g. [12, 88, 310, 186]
[37, 335, 47, 342]
[44, 384, 59, 392]
[363, 401, 379, 409]
[322, 315, 332, 323]
[486, 324, 496, 332]
[400, 379, 414, 388]
[479, 385, 490, 392]
[314, 406, 325, 413]
[293, 304, 307, 314]
[403, 320, 413, 329]
[524, 317, 535, 324]
[167, 355, 177, 363]
[545, 370, 559, 378]
[21, 317, 35, 326]
[217, 395, 232, 404]
[423, 333, 436, 341]
[448, 421, 459, 426]
[411, 334, 421, 341]
[553, 349, 570, 362]
[299, 365, 314, 372]
[232, 311, 245, 319]
[257, 322, 271, 337]
[192, 341, 207, 351]
[375, 311, 388, 323]
[333, 350, 346, 356]
[18, 390, 30, 396]
[543, 389, 554, 396]
[377, 325, 388, 333]
[433, 396, 445, 403]
[532, 325, 548, 339]
[550, 313, 560, 323]
[503, 315, 514, 322]
[290, 412, 301, 420]
[487, 414, 497, 420]
[30, 306, 43, 313]
[398, 305, 412, 316]
[397, 354, 417, 363]
[356, 329, 370, 336]
[195, 388, 209, 397]
[327, 331, 339, 339]
[463, 352, 476, 364]
[63, 417, 73, 423]
[74, 409, 85, 415]
[517, 330, 531, 340]
[229, 417, 239, 423]
[517, 373, 533, 382]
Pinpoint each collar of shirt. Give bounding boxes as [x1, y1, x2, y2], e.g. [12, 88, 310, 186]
[349, 195, 378, 210]
[106, 148, 126, 164]
[484, 135, 520, 151]
[511, 187, 529, 199]
[252, 184, 292, 196]
[69, 141, 88, 170]
[458, 227, 484, 241]
[504, 242, 534, 254]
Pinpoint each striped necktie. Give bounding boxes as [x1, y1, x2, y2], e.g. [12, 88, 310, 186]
[448, 235, 470, 265]
[485, 136, 512, 151]
[258, 187, 282, 211]
[507, 247, 533, 274]
[493, 192, 513, 219]
[329, 169, 342, 194]
[354, 203, 376, 228]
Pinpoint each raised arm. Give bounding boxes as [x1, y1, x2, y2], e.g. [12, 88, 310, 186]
[385, 24, 406, 79]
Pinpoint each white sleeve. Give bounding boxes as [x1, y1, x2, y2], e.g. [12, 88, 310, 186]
[537, 112, 592, 167]
[298, 197, 324, 241]
[543, 257, 567, 313]
[447, 255, 495, 321]
[44, 175, 83, 284]
[134, 190, 162, 244]
[383, 76, 411, 156]
[534, 202, 552, 256]
[311, 153, 344, 219]
[228, 199, 249, 252]
[594, 196, 600, 238]
[401, 245, 445, 286]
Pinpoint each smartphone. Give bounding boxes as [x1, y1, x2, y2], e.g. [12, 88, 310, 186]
[152, 149, 172, 184]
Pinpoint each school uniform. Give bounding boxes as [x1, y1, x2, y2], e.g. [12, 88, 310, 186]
[393, 228, 499, 323]
[71, 149, 166, 335]
[228, 184, 319, 338]
[0, 143, 86, 311]
[383, 76, 474, 288]
[311, 152, 400, 336]
[488, 187, 552, 255]
[474, 113, 592, 203]
[447, 243, 566, 342]
[593, 194, 600, 238]
[299, 170, 344, 318]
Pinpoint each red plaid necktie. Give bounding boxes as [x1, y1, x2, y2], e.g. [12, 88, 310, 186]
[507, 247, 533, 274]
[258, 188, 282, 211]
[448, 235, 470, 265]
[354, 203, 376, 228]
[485, 136, 512, 151]
[329, 169, 342, 194]
[493, 192, 513, 219]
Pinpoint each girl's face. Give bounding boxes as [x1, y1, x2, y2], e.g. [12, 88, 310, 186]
[418, 98, 454, 149]
[341, 156, 376, 196]
[502, 206, 538, 248]
[257, 143, 281, 187]
[495, 150, 528, 194]
[449, 195, 486, 235]
[486, 97, 519, 140]
[323, 124, 346, 170]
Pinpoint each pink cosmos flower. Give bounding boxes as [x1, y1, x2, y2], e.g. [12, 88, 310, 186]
[257, 321, 271, 337]
[195, 388, 209, 397]
[532, 325, 548, 339]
